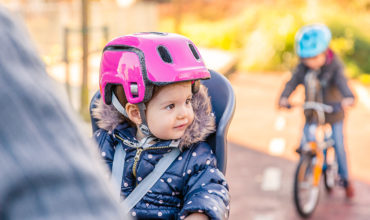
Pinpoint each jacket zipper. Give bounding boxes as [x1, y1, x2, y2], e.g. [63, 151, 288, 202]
[115, 135, 173, 181]
[132, 148, 143, 178]
[132, 146, 173, 179]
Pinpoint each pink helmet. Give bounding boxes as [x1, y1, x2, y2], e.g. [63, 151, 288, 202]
[99, 32, 210, 105]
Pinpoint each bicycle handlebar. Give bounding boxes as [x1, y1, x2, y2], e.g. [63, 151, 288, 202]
[285, 101, 341, 113]
[287, 101, 342, 124]
[303, 102, 333, 114]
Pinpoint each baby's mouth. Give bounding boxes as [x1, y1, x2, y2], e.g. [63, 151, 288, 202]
[174, 122, 188, 129]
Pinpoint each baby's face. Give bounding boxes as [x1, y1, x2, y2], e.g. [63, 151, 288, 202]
[145, 81, 194, 140]
[302, 52, 326, 70]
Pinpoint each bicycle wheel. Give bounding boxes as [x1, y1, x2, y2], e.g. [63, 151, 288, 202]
[293, 156, 320, 218]
[324, 147, 338, 192]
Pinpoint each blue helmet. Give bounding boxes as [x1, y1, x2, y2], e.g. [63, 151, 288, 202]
[295, 24, 332, 58]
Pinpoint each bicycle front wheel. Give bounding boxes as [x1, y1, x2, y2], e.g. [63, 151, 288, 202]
[324, 147, 338, 192]
[293, 156, 320, 218]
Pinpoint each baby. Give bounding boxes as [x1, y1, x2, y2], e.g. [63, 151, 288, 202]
[93, 32, 230, 219]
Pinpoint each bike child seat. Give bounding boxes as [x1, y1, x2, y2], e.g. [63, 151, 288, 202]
[89, 70, 235, 174]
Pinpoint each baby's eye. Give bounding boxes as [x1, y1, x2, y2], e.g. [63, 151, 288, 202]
[165, 104, 175, 110]
[185, 98, 192, 105]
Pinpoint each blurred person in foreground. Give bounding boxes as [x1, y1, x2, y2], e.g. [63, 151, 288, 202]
[0, 5, 128, 219]
[278, 24, 355, 198]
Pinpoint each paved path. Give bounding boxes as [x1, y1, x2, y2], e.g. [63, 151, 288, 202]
[226, 143, 370, 220]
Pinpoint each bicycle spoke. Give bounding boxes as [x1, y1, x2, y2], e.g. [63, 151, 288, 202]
[299, 181, 312, 189]
[303, 187, 319, 213]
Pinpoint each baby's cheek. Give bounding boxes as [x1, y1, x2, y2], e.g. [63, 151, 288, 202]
[188, 110, 195, 124]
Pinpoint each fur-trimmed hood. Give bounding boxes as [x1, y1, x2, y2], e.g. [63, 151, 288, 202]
[92, 85, 216, 148]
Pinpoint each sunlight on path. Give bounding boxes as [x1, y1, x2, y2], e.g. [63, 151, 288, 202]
[354, 84, 370, 110]
[274, 115, 286, 131]
[261, 167, 282, 191]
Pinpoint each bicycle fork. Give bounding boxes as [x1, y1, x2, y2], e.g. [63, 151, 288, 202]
[307, 142, 324, 186]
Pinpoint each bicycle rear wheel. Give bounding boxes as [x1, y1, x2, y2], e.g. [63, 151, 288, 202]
[293, 156, 320, 218]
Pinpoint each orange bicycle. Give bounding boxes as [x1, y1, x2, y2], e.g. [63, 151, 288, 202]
[293, 101, 339, 218]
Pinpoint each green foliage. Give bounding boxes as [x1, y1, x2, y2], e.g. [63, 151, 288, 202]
[161, 1, 370, 80]
[328, 19, 370, 76]
[359, 74, 370, 85]
[345, 62, 362, 78]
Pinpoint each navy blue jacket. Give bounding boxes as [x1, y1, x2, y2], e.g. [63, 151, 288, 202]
[92, 85, 230, 219]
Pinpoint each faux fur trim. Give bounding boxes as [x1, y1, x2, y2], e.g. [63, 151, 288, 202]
[91, 98, 126, 132]
[179, 85, 216, 148]
[92, 85, 216, 148]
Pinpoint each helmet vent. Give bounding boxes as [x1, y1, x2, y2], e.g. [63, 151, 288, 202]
[103, 45, 131, 52]
[147, 32, 167, 36]
[188, 43, 200, 60]
[136, 32, 167, 36]
[157, 46, 172, 63]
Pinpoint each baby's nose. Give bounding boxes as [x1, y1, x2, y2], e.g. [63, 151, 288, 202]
[177, 105, 188, 118]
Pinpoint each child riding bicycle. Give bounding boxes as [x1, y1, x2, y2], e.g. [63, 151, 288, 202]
[92, 32, 230, 219]
[278, 24, 355, 198]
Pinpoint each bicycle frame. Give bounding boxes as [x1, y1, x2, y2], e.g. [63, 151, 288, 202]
[301, 102, 334, 185]
[293, 101, 336, 218]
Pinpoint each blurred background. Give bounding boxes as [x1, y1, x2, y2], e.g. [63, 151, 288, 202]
[2, 0, 370, 219]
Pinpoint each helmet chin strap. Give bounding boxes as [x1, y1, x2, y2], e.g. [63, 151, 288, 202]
[111, 93, 129, 118]
[111, 92, 152, 137]
[137, 103, 151, 137]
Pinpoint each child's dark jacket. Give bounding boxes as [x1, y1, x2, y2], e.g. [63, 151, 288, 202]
[92, 85, 230, 220]
[280, 50, 355, 124]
